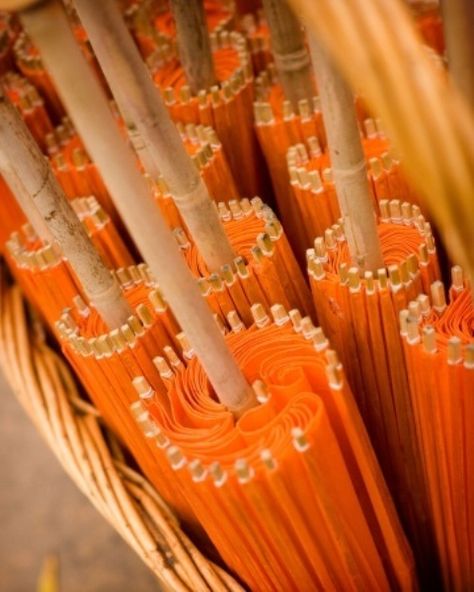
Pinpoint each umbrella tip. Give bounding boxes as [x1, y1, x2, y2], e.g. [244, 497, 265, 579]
[291, 427, 309, 452]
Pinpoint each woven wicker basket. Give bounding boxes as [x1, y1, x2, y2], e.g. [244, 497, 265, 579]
[0, 267, 242, 592]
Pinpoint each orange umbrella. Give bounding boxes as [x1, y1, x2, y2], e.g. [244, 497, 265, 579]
[152, 29, 269, 200]
[4, 198, 134, 330]
[126, 0, 234, 60]
[128, 308, 416, 591]
[162, 197, 313, 321]
[402, 273, 473, 591]
[160, 122, 239, 204]
[287, 134, 422, 248]
[70, 196, 134, 269]
[55, 278, 200, 532]
[0, 174, 28, 249]
[253, 71, 426, 260]
[307, 205, 442, 583]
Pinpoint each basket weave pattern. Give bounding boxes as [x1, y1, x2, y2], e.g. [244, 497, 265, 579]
[0, 270, 241, 592]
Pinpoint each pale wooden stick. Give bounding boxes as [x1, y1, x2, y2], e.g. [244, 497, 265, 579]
[16, 0, 254, 413]
[262, 0, 315, 109]
[440, 0, 474, 107]
[308, 34, 384, 271]
[0, 92, 132, 329]
[122, 108, 162, 182]
[72, 0, 235, 272]
[169, 0, 216, 94]
[2, 172, 53, 243]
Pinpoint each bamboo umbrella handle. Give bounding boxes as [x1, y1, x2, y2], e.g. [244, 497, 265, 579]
[2, 172, 53, 243]
[308, 34, 384, 271]
[11, 0, 254, 413]
[440, 0, 474, 107]
[262, 0, 315, 109]
[169, 0, 216, 95]
[72, 0, 235, 273]
[0, 93, 132, 329]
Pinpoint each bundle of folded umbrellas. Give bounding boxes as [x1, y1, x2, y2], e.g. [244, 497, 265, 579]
[0, 0, 471, 590]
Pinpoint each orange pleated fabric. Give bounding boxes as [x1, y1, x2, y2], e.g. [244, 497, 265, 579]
[285, 131, 418, 249]
[161, 196, 313, 321]
[129, 316, 417, 591]
[402, 277, 473, 591]
[308, 207, 442, 586]
[152, 30, 269, 200]
[14, 31, 65, 120]
[254, 70, 423, 260]
[3, 205, 134, 331]
[0, 175, 27, 252]
[56, 279, 201, 531]
[169, 121, 239, 203]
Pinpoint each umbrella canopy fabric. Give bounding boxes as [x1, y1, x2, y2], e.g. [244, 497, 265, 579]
[308, 207, 442, 584]
[132, 312, 416, 591]
[4, 199, 133, 329]
[402, 276, 473, 591]
[254, 68, 424, 260]
[151, 29, 269, 200]
[286, 133, 422, 249]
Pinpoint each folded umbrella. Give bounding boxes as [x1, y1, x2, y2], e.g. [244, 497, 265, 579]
[130, 308, 416, 591]
[401, 273, 473, 590]
[126, 0, 234, 60]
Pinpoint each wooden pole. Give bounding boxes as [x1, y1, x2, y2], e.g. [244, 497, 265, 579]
[262, 0, 315, 109]
[169, 0, 216, 94]
[440, 0, 474, 108]
[72, 0, 235, 272]
[11, 0, 254, 414]
[20, 0, 235, 273]
[3, 171, 53, 243]
[0, 91, 132, 329]
[308, 33, 384, 271]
